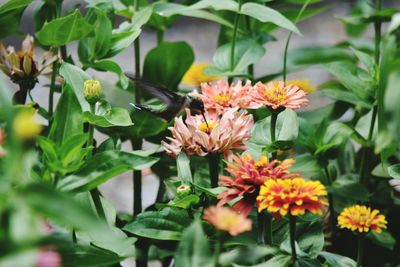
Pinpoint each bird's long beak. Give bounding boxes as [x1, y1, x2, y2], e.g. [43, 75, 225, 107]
[201, 112, 209, 129]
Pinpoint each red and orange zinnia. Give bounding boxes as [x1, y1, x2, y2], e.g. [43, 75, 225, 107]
[217, 154, 296, 216]
[338, 205, 387, 233]
[257, 177, 328, 217]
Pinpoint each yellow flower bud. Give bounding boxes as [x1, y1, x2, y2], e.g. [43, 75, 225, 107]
[83, 80, 102, 104]
[176, 183, 191, 198]
[13, 111, 42, 140]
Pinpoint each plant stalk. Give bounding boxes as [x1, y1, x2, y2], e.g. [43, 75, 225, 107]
[356, 235, 365, 267]
[48, 54, 59, 124]
[282, 0, 311, 84]
[208, 153, 220, 188]
[359, 0, 381, 185]
[132, 139, 143, 216]
[323, 165, 336, 235]
[212, 233, 222, 267]
[265, 213, 272, 245]
[229, 0, 243, 80]
[289, 215, 297, 262]
[257, 212, 265, 244]
[156, 29, 164, 45]
[87, 103, 106, 220]
[270, 112, 278, 159]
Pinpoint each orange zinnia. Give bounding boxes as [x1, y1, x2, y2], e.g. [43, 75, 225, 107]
[203, 206, 252, 236]
[218, 154, 296, 216]
[252, 81, 309, 110]
[257, 177, 328, 217]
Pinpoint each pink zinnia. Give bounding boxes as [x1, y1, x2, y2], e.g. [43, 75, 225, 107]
[190, 80, 260, 115]
[162, 108, 253, 158]
[252, 81, 309, 109]
[203, 206, 252, 236]
[218, 154, 296, 216]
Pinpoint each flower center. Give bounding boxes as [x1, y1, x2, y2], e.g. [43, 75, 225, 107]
[255, 156, 268, 168]
[212, 94, 231, 106]
[264, 86, 288, 104]
[198, 121, 216, 133]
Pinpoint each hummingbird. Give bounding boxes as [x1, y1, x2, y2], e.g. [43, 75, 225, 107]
[126, 73, 206, 122]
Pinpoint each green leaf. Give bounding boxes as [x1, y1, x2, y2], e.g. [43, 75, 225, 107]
[297, 222, 324, 258]
[324, 62, 374, 101]
[58, 134, 88, 165]
[59, 62, 91, 111]
[87, 8, 112, 60]
[388, 163, 400, 179]
[107, 6, 152, 57]
[319, 251, 356, 267]
[124, 110, 168, 139]
[174, 220, 213, 267]
[58, 150, 158, 192]
[250, 109, 298, 145]
[48, 85, 84, 145]
[143, 41, 194, 90]
[288, 46, 355, 66]
[218, 245, 278, 266]
[319, 81, 372, 108]
[153, 2, 235, 29]
[36, 10, 94, 46]
[241, 3, 300, 35]
[177, 153, 193, 183]
[123, 208, 191, 240]
[159, 194, 200, 209]
[366, 230, 396, 250]
[87, 59, 129, 89]
[83, 101, 133, 128]
[38, 137, 58, 163]
[0, 0, 33, 38]
[206, 39, 265, 76]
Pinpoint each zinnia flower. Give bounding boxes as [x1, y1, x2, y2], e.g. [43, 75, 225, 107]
[203, 206, 252, 236]
[162, 108, 253, 158]
[13, 110, 42, 140]
[217, 154, 296, 216]
[36, 247, 61, 267]
[83, 79, 103, 104]
[252, 81, 309, 110]
[182, 63, 221, 86]
[257, 177, 328, 217]
[191, 80, 260, 115]
[0, 35, 56, 90]
[337, 205, 387, 233]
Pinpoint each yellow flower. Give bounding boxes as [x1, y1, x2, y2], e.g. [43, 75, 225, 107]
[338, 205, 387, 233]
[198, 120, 216, 133]
[83, 80, 102, 104]
[203, 206, 252, 236]
[257, 177, 328, 217]
[274, 79, 316, 94]
[182, 63, 221, 86]
[13, 111, 42, 140]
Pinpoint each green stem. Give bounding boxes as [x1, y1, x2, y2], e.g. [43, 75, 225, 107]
[257, 212, 265, 244]
[323, 165, 336, 235]
[48, 56, 59, 124]
[156, 29, 164, 45]
[265, 213, 272, 245]
[356, 235, 365, 267]
[229, 0, 243, 76]
[208, 153, 220, 188]
[132, 139, 143, 215]
[270, 112, 278, 159]
[245, 15, 254, 79]
[289, 215, 297, 262]
[212, 233, 222, 267]
[87, 103, 106, 220]
[282, 0, 311, 84]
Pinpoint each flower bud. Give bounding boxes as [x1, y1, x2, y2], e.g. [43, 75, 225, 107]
[83, 80, 102, 104]
[13, 111, 42, 140]
[176, 183, 191, 198]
